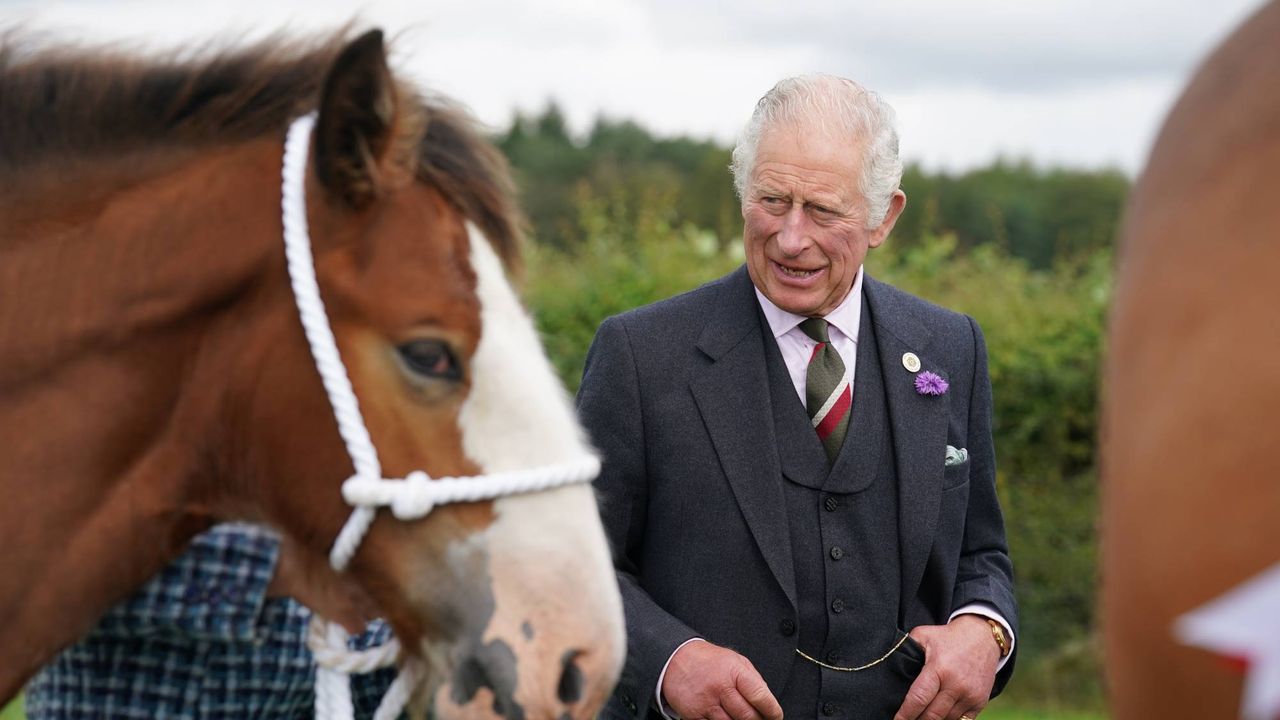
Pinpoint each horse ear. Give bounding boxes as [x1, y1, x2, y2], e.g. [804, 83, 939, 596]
[313, 30, 396, 209]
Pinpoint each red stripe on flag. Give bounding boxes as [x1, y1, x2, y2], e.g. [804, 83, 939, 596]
[1217, 654, 1252, 674]
[809, 342, 825, 364]
[816, 385, 852, 440]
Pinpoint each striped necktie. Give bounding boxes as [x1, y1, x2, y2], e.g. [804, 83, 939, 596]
[800, 317, 851, 464]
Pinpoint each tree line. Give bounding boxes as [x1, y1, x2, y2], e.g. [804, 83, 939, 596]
[497, 103, 1128, 269]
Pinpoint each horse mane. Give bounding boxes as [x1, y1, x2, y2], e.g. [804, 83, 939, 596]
[0, 30, 525, 272]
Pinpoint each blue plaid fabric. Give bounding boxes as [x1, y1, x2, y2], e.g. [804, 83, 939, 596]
[25, 524, 401, 719]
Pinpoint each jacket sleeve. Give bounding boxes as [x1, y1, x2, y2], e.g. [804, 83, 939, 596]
[578, 315, 699, 718]
[952, 317, 1019, 695]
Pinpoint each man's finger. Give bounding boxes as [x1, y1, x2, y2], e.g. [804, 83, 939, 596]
[916, 690, 959, 720]
[894, 668, 940, 720]
[735, 671, 783, 720]
[719, 688, 765, 720]
[706, 707, 733, 720]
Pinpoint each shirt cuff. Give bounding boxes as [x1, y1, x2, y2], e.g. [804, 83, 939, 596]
[655, 637, 706, 719]
[949, 604, 1015, 671]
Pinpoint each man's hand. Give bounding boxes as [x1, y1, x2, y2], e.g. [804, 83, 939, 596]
[662, 640, 784, 720]
[893, 615, 1000, 720]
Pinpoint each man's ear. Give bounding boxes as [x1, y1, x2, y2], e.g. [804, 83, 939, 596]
[313, 30, 396, 210]
[869, 189, 907, 249]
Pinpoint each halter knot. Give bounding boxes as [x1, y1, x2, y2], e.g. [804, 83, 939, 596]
[392, 471, 437, 520]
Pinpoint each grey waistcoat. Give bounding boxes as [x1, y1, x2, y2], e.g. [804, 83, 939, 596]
[760, 294, 925, 720]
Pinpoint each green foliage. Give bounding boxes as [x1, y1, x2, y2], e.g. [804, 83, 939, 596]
[896, 161, 1128, 269]
[497, 104, 592, 250]
[999, 633, 1107, 713]
[498, 107, 739, 250]
[1, 697, 22, 720]
[526, 185, 742, 392]
[983, 702, 1108, 720]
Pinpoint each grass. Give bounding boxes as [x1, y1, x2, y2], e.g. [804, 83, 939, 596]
[980, 694, 1108, 718]
[984, 709, 1107, 720]
[0, 698, 21, 720]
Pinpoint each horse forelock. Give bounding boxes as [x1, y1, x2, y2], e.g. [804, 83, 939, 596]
[414, 98, 526, 279]
[0, 29, 525, 274]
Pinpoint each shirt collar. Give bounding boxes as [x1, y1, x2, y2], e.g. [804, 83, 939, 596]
[754, 265, 864, 342]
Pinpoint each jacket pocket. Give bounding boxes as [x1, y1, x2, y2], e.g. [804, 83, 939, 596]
[856, 630, 926, 717]
[890, 631, 926, 677]
[942, 460, 970, 491]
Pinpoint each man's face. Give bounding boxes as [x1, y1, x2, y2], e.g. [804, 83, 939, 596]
[742, 125, 901, 317]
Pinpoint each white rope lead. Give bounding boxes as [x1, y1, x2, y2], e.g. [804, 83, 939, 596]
[284, 112, 401, 720]
[282, 113, 384, 491]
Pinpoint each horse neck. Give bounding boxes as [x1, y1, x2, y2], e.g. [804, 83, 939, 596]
[0, 139, 286, 696]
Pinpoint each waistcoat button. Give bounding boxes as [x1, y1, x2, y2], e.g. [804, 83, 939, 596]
[779, 618, 796, 636]
[824, 496, 839, 512]
[830, 546, 844, 560]
[822, 701, 837, 716]
[831, 598, 845, 613]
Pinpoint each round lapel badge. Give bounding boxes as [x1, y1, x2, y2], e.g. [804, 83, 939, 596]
[902, 352, 921, 373]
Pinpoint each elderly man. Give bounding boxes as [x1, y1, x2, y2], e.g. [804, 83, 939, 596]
[578, 75, 1017, 720]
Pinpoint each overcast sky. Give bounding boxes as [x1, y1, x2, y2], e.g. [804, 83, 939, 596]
[6, 0, 1270, 174]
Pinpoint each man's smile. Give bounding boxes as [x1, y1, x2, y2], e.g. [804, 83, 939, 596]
[771, 259, 825, 281]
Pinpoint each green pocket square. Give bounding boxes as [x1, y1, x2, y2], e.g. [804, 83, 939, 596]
[945, 445, 969, 467]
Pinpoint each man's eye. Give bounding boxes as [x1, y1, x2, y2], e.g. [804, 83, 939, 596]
[396, 340, 462, 381]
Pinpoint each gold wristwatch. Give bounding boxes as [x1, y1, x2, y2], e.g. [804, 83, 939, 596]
[987, 619, 1010, 658]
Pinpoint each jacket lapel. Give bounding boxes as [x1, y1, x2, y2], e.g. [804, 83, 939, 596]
[863, 276, 950, 606]
[690, 267, 797, 612]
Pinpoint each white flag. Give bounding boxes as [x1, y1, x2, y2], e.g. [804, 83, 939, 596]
[1175, 562, 1280, 720]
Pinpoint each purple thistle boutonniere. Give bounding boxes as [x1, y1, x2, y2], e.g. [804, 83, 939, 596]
[915, 370, 949, 396]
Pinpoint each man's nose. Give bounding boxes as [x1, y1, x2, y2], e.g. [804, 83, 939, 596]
[775, 206, 811, 256]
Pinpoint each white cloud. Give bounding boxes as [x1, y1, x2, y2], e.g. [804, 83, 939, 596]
[650, 0, 1263, 91]
[895, 77, 1182, 172]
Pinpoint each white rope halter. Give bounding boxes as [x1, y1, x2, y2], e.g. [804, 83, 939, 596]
[281, 113, 599, 720]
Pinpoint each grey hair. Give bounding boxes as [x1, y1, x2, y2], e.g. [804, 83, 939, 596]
[730, 74, 903, 229]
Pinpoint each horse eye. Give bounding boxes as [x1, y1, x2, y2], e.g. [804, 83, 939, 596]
[396, 340, 461, 381]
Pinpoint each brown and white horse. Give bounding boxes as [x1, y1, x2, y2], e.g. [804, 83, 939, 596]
[0, 30, 624, 718]
[1102, 1, 1280, 717]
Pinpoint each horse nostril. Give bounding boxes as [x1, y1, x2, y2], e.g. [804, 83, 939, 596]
[557, 649, 585, 705]
[451, 640, 521, 717]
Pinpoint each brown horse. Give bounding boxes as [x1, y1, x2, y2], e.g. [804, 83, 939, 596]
[0, 30, 624, 718]
[1102, 1, 1280, 717]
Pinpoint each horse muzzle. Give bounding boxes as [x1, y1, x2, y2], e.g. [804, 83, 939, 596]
[401, 483, 625, 720]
